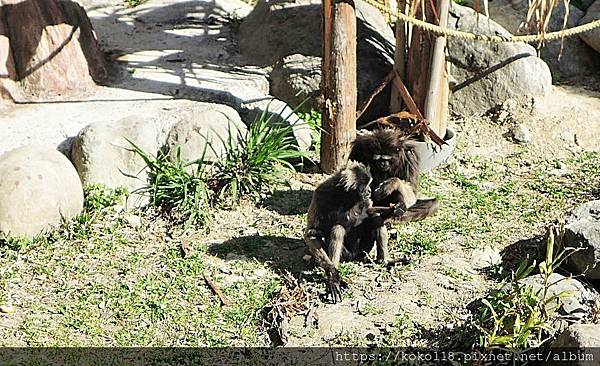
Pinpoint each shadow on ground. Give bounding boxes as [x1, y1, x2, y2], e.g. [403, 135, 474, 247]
[261, 188, 312, 216]
[207, 234, 316, 278]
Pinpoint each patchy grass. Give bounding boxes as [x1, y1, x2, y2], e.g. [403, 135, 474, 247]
[390, 151, 600, 261]
[0, 144, 598, 347]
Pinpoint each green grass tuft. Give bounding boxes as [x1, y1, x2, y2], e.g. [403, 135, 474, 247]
[209, 111, 306, 205]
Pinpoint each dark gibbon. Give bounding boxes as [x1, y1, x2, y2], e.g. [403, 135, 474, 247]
[348, 128, 439, 222]
[347, 129, 439, 266]
[304, 161, 403, 303]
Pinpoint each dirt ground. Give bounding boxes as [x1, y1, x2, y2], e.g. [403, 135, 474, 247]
[0, 0, 599, 349]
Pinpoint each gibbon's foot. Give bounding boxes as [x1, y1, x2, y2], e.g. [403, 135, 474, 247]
[325, 270, 348, 304]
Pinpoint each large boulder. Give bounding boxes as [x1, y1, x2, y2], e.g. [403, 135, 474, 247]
[0, 0, 107, 101]
[71, 116, 160, 201]
[447, 4, 552, 116]
[562, 200, 600, 280]
[487, 0, 600, 79]
[165, 104, 248, 164]
[0, 145, 83, 238]
[580, 0, 600, 53]
[239, 0, 395, 122]
[552, 324, 600, 366]
[270, 54, 322, 113]
[521, 273, 598, 333]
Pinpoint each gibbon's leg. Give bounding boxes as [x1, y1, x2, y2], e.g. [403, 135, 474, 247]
[329, 224, 346, 267]
[375, 225, 390, 264]
[304, 229, 344, 303]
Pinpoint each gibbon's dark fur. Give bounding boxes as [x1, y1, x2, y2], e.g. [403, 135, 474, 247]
[349, 129, 439, 222]
[304, 161, 402, 303]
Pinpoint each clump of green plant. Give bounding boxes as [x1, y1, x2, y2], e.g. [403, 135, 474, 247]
[298, 109, 323, 153]
[124, 0, 148, 7]
[84, 183, 128, 212]
[469, 226, 574, 348]
[128, 143, 212, 229]
[210, 112, 306, 205]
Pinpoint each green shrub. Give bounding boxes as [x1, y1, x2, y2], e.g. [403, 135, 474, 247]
[209, 111, 306, 205]
[84, 184, 128, 212]
[298, 109, 323, 153]
[124, 0, 148, 7]
[470, 226, 575, 348]
[128, 142, 212, 229]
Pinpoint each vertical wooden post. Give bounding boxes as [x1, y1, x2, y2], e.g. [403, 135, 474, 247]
[424, 0, 450, 137]
[389, 0, 407, 113]
[321, 0, 357, 173]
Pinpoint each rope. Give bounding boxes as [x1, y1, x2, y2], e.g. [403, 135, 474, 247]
[362, 0, 600, 43]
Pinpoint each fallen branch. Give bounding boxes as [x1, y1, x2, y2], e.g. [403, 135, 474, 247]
[204, 272, 231, 306]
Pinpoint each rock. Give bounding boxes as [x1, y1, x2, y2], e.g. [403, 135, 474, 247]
[488, 0, 600, 79]
[553, 323, 600, 347]
[239, 97, 312, 151]
[165, 104, 247, 164]
[0, 304, 15, 314]
[563, 200, 600, 280]
[580, 0, 600, 53]
[0, 0, 107, 101]
[579, 0, 597, 10]
[0, 145, 84, 238]
[71, 116, 160, 204]
[123, 213, 142, 229]
[470, 246, 502, 269]
[552, 324, 600, 365]
[270, 54, 322, 112]
[510, 123, 532, 144]
[447, 4, 552, 116]
[521, 273, 598, 332]
[239, 0, 395, 122]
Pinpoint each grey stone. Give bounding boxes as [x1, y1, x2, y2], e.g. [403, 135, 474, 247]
[579, 0, 597, 10]
[510, 123, 532, 144]
[563, 200, 600, 279]
[521, 273, 598, 333]
[447, 4, 552, 116]
[552, 324, 600, 366]
[488, 0, 600, 79]
[71, 116, 160, 204]
[165, 104, 247, 164]
[0, 145, 84, 238]
[580, 0, 600, 53]
[239, 0, 395, 122]
[270, 54, 322, 112]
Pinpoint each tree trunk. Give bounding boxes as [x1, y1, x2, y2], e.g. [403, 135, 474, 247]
[321, 0, 357, 173]
[0, 0, 106, 102]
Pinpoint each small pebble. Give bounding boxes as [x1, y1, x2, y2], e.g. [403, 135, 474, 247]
[0, 305, 16, 314]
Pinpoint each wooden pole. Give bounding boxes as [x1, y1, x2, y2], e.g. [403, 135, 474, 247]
[321, 0, 357, 173]
[389, 0, 407, 113]
[424, 0, 449, 136]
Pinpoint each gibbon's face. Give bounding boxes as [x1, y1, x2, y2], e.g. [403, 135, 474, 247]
[372, 153, 394, 173]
